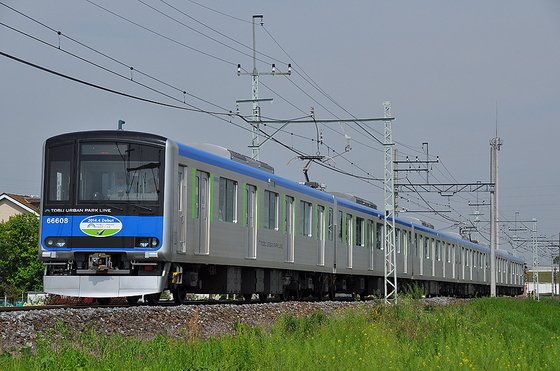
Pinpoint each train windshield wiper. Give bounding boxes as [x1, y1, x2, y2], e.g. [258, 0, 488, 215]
[102, 203, 123, 211]
[127, 162, 160, 171]
[130, 203, 153, 212]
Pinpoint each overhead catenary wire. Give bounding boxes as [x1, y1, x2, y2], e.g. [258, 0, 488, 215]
[0, 22, 230, 114]
[2, 1, 503, 246]
[2, 20, 382, 190]
[1, 46, 383, 190]
[0, 50, 234, 120]
[83, 0, 236, 66]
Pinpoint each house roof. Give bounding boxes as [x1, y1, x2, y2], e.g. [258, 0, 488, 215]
[0, 193, 40, 215]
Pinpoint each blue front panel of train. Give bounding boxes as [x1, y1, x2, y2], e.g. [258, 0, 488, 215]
[71, 215, 163, 237]
[41, 215, 163, 250]
[42, 216, 73, 236]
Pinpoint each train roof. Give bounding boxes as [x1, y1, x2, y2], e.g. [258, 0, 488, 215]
[45, 130, 168, 147]
[188, 143, 275, 174]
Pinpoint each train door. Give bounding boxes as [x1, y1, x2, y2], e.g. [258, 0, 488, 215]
[285, 196, 295, 263]
[246, 184, 257, 259]
[194, 170, 210, 255]
[317, 205, 325, 266]
[178, 166, 187, 253]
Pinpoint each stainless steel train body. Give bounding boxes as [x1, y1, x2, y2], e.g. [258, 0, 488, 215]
[39, 130, 524, 303]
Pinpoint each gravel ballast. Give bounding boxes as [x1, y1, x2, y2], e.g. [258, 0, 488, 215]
[0, 297, 456, 352]
[0, 300, 362, 352]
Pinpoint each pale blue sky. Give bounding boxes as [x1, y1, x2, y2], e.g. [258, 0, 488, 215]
[1, 1, 559, 263]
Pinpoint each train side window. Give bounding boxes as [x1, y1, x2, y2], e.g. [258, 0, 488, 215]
[395, 228, 401, 253]
[346, 213, 353, 246]
[47, 143, 73, 202]
[417, 234, 423, 258]
[299, 200, 312, 237]
[436, 240, 441, 261]
[317, 205, 325, 240]
[327, 208, 334, 241]
[424, 237, 430, 259]
[356, 217, 365, 247]
[376, 223, 383, 250]
[263, 190, 279, 230]
[401, 230, 408, 255]
[219, 177, 237, 223]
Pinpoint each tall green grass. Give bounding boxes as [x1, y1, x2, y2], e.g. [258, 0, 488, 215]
[2, 297, 559, 370]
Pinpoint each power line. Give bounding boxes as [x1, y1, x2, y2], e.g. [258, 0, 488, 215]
[186, 0, 251, 24]
[2, 21, 380, 189]
[0, 50, 232, 119]
[137, 0, 255, 61]
[1, 23, 228, 113]
[0, 5, 230, 113]
[83, 0, 236, 66]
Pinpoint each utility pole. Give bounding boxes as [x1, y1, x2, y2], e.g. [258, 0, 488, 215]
[422, 142, 429, 183]
[383, 102, 397, 304]
[394, 148, 399, 217]
[489, 133, 502, 297]
[532, 218, 539, 300]
[237, 15, 291, 160]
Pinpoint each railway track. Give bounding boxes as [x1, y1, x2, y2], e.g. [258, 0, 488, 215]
[0, 295, 350, 313]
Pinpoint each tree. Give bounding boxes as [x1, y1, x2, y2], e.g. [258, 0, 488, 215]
[0, 212, 43, 294]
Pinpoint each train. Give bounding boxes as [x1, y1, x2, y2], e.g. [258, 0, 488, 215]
[39, 130, 525, 304]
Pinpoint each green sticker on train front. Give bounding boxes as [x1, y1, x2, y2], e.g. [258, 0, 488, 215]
[80, 215, 123, 237]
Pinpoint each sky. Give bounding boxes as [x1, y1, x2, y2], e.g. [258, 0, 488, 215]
[1, 1, 559, 265]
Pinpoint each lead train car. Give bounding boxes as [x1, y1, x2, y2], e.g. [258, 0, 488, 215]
[39, 130, 524, 304]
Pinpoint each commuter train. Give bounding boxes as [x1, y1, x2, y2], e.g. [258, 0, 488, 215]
[39, 130, 524, 304]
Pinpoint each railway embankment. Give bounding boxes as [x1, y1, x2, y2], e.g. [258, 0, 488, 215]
[0, 297, 455, 352]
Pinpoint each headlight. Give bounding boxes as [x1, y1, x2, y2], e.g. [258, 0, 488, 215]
[44, 237, 67, 248]
[135, 237, 159, 248]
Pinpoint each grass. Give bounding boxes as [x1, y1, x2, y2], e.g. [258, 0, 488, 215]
[1, 297, 559, 370]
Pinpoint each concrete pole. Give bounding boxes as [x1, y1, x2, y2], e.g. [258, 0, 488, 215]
[490, 136, 502, 297]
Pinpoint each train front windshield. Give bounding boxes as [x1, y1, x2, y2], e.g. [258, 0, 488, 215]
[47, 141, 163, 204]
